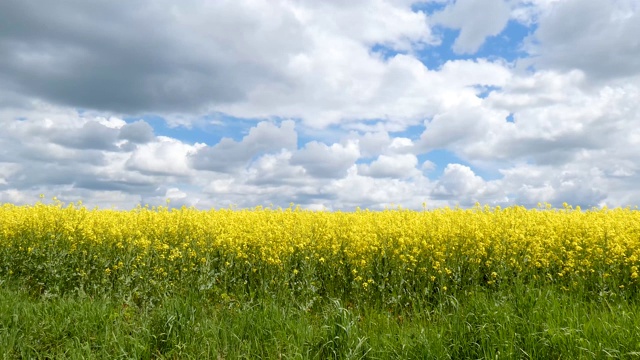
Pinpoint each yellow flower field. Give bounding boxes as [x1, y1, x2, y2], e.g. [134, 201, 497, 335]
[1, 200, 639, 304]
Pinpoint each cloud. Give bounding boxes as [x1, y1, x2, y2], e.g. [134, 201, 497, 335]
[119, 120, 155, 144]
[498, 163, 609, 208]
[421, 160, 436, 172]
[50, 121, 120, 151]
[358, 154, 419, 178]
[222, 53, 512, 131]
[1, 0, 511, 132]
[0, 104, 177, 207]
[0, 0, 434, 121]
[290, 140, 360, 178]
[420, 68, 640, 168]
[244, 151, 307, 187]
[0, 0, 518, 134]
[431, 0, 511, 54]
[0, 189, 33, 205]
[419, 100, 495, 152]
[527, 0, 640, 80]
[140, 187, 200, 209]
[438, 59, 512, 89]
[0, 163, 20, 186]
[191, 120, 297, 172]
[357, 131, 392, 158]
[388, 137, 415, 154]
[510, 0, 563, 26]
[301, 0, 438, 50]
[0, 111, 111, 166]
[321, 166, 436, 209]
[0, 1, 311, 113]
[431, 164, 504, 205]
[126, 136, 201, 176]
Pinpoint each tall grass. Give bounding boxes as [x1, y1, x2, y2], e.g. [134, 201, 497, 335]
[2, 282, 640, 359]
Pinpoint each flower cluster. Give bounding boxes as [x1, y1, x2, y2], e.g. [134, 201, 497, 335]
[1, 200, 639, 305]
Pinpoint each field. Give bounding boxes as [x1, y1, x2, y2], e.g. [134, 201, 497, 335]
[2, 200, 640, 358]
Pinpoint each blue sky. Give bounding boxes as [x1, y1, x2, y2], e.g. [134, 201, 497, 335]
[0, 0, 639, 210]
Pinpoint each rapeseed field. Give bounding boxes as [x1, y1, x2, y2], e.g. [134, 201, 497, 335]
[2, 200, 639, 304]
[3, 200, 640, 358]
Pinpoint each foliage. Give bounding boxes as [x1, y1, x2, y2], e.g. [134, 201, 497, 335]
[1, 200, 639, 307]
[3, 200, 640, 357]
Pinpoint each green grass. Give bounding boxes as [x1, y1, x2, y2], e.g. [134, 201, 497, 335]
[2, 281, 640, 359]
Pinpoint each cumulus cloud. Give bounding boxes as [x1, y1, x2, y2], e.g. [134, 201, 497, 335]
[208, 26, 512, 130]
[419, 100, 496, 152]
[126, 137, 202, 176]
[300, 0, 438, 50]
[358, 154, 420, 178]
[0, 104, 178, 207]
[119, 120, 155, 144]
[50, 121, 120, 151]
[0, 1, 310, 114]
[527, 0, 640, 80]
[290, 140, 360, 179]
[0, 0, 517, 134]
[244, 151, 307, 187]
[498, 163, 609, 208]
[0, 0, 438, 126]
[388, 137, 415, 154]
[431, 0, 511, 54]
[321, 167, 436, 209]
[422, 160, 437, 172]
[420, 68, 640, 168]
[357, 131, 392, 158]
[191, 120, 297, 172]
[139, 187, 201, 209]
[432, 164, 505, 205]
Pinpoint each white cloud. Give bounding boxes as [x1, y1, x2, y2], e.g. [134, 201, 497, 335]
[299, 0, 438, 50]
[510, 0, 563, 26]
[419, 68, 640, 168]
[388, 137, 415, 154]
[141, 187, 200, 209]
[0, 0, 517, 134]
[0, 189, 38, 205]
[358, 154, 420, 178]
[498, 163, 609, 208]
[96, 117, 127, 129]
[0, 0, 440, 127]
[218, 23, 512, 130]
[422, 160, 436, 172]
[439, 59, 512, 88]
[119, 120, 155, 144]
[291, 140, 360, 179]
[191, 120, 297, 172]
[244, 150, 307, 186]
[432, 164, 505, 205]
[357, 131, 392, 158]
[322, 167, 435, 209]
[126, 137, 202, 176]
[527, 0, 640, 80]
[431, 0, 511, 54]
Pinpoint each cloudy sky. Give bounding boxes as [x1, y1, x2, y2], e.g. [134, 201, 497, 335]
[1, 0, 639, 210]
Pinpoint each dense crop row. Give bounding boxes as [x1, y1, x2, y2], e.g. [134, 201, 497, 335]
[1, 200, 639, 307]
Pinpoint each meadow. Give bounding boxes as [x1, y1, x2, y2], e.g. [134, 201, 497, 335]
[2, 200, 640, 358]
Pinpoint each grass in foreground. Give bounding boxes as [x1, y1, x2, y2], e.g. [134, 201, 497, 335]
[2, 282, 640, 359]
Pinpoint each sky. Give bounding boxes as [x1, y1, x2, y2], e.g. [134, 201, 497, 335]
[1, 0, 639, 210]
